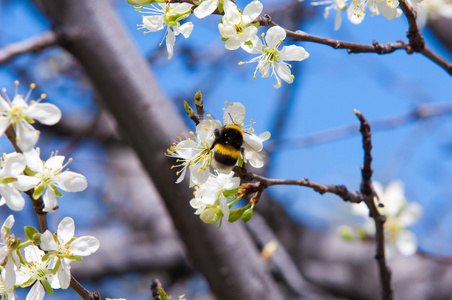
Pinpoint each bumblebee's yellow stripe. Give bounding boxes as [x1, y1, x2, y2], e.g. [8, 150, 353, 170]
[225, 124, 244, 137]
[214, 144, 240, 159]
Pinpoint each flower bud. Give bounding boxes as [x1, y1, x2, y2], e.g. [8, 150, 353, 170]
[241, 207, 254, 223]
[228, 207, 247, 222]
[200, 207, 221, 224]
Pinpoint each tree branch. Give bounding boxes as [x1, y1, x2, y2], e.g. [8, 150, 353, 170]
[0, 31, 58, 65]
[355, 110, 393, 300]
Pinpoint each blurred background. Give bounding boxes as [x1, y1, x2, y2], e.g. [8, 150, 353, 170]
[0, 0, 451, 299]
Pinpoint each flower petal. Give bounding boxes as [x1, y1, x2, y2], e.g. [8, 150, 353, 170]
[166, 28, 176, 60]
[2, 153, 26, 177]
[223, 102, 246, 125]
[26, 103, 62, 125]
[57, 262, 71, 289]
[70, 236, 100, 256]
[13, 175, 41, 192]
[143, 16, 165, 32]
[279, 45, 310, 62]
[16, 122, 39, 153]
[40, 230, 57, 251]
[27, 281, 45, 300]
[0, 185, 25, 211]
[275, 62, 294, 84]
[177, 22, 193, 38]
[242, 0, 263, 21]
[55, 171, 88, 192]
[42, 188, 59, 212]
[194, 0, 218, 19]
[265, 26, 286, 49]
[57, 217, 75, 244]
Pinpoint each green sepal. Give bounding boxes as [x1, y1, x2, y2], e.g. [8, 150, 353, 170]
[218, 1, 224, 13]
[41, 279, 53, 295]
[19, 277, 36, 288]
[337, 225, 354, 241]
[221, 37, 228, 41]
[216, 217, 223, 229]
[52, 258, 61, 274]
[53, 187, 63, 198]
[33, 184, 45, 199]
[184, 101, 196, 118]
[241, 206, 254, 223]
[228, 207, 247, 222]
[24, 226, 39, 242]
[1, 177, 17, 184]
[24, 117, 35, 124]
[67, 255, 82, 261]
[24, 167, 38, 177]
[42, 253, 52, 263]
[238, 155, 244, 167]
[193, 0, 203, 5]
[244, 40, 253, 49]
[223, 188, 238, 198]
[158, 286, 171, 300]
[253, 22, 260, 28]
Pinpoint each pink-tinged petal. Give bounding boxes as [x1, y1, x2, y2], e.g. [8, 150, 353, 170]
[275, 62, 294, 84]
[71, 236, 100, 256]
[166, 28, 176, 60]
[55, 171, 87, 192]
[242, 0, 263, 21]
[27, 281, 45, 300]
[265, 26, 286, 49]
[42, 188, 58, 212]
[40, 230, 57, 251]
[194, 0, 218, 19]
[57, 217, 75, 244]
[13, 175, 41, 192]
[0, 185, 25, 211]
[57, 261, 71, 289]
[2, 153, 26, 177]
[223, 102, 246, 125]
[143, 16, 165, 32]
[26, 103, 61, 125]
[16, 122, 39, 153]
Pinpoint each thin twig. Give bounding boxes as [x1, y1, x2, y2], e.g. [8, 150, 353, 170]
[0, 31, 58, 65]
[70, 276, 100, 300]
[355, 110, 393, 300]
[233, 166, 363, 203]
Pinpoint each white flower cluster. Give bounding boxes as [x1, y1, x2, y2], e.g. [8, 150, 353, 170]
[131, 0, 310, 88]
[339, 180, 422, 257]
[167, 101, 270, 225]
[0, 81, 98, 299]
[0, 216, 99, 300]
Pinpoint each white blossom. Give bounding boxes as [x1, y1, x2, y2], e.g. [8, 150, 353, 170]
[40, 217, 100, 289]
[0, 81, 61, 152]
[0, 215, 20, 291]
[312, 0, 348, 30]
[351, 180, 422, 257]
[194, 0, 239, 20]
[166, 119, 221, 187]
[190, 172, 240, 222]
[138, 3, 194, 59]
[218, 0, 262, 50]
[0, 153, 30, 211]
[22, 148, 88, 212]
[347, 0, 399, 24]
[240, 26, 309, 88]
[16, 245, 60, 300]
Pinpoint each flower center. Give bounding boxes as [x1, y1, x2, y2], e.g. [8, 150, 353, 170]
[263, 47, 279, 63]
[9, 106, 25, 123]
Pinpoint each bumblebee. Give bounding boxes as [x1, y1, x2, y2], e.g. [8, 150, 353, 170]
[210, 124, 244, 174]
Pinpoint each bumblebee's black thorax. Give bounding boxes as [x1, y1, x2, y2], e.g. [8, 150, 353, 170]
[217, 125, 244, 150]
